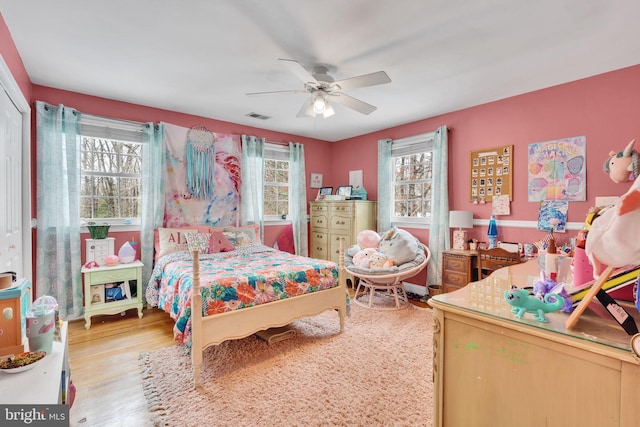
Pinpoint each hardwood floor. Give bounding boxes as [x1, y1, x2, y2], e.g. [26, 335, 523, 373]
[67, 289, 429, 426]
[68, 308, 175, 427]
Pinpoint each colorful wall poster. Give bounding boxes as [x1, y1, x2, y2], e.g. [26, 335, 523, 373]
[528, 136, 586, 201]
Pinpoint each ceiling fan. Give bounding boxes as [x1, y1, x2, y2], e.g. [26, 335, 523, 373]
[247, 59, 391, 118]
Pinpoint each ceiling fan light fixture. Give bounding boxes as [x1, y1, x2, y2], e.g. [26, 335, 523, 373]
[322, 104, 335, 118]
[312, 94, 328, 114]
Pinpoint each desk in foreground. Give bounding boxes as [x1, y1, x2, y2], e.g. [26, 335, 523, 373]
[0, 322, 69, 404]
[428, 260, 640, 427]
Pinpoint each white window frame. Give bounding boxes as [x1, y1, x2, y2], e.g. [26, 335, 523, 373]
[79, 114, 145, 232]
[263, 143, 291, 224]
[391, 131, 435, 229]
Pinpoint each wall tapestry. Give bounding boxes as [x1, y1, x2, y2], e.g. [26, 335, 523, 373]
[163, 123, 241, 227]
[469, 145, 513, 203]
[527, 136, 586, 202]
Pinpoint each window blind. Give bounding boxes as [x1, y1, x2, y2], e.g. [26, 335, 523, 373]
[80, 114, 145, 142]
[392, 131, 435, 156]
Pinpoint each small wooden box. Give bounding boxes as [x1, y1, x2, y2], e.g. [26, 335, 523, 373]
[0, 279, 32, 356]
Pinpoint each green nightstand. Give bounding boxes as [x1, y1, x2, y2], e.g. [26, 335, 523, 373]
[81, 260, 143, 329]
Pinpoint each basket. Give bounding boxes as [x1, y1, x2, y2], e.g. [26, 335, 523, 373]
[87, 224, 110, 239]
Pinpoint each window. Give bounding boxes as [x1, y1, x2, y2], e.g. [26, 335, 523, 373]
[79, 115, 145, 225]
[392, 132, 434, 224]
[263, 143, 290, 220]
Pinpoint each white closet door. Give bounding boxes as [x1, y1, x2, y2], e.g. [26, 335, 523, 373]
[0, 85, 23, 276]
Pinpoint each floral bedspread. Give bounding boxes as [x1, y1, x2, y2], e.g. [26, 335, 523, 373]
[146, 243, 339, 346]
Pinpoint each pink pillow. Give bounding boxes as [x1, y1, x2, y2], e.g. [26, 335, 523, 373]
[211, 231, 235, 253]
[154, 226, 221, 261]
[275, 224, 295, 254]
[156, 227, 197, 259]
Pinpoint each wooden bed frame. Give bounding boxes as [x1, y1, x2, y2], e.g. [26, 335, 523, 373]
[189, 239, 347, 387]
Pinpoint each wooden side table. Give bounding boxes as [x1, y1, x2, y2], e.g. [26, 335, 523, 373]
[441, 249, 478, 293]
[81, 261, 143, 329]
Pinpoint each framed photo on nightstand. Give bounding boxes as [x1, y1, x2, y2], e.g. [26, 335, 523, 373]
[90, 284, 105, 305]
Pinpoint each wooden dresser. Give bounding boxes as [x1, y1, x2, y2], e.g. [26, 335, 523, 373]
[441, 249, 478, 293]
[429, 260, 640, 427]
[309, 201, 376, 264]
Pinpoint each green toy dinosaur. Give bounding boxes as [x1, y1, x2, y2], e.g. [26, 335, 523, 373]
[504, 286, 564, 322]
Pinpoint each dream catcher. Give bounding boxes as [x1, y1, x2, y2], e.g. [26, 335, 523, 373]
[186, 125, 216, 199]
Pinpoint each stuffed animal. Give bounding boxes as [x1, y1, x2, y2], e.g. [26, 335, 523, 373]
[378, 227, 420, 266]
[603, 139, 639, 183]
[586, 139, 640, 275]
[357, 229, 381, 249]
[369, 251, 394, 269]
[352, 247, 378, 268]
[533, 271, 572, 313]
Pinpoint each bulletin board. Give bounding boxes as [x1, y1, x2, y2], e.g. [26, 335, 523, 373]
[469, 145, 513, 203]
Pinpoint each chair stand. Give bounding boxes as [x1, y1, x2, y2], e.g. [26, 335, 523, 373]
[346, 243, 431, 311]
[352, 277, 410, 310]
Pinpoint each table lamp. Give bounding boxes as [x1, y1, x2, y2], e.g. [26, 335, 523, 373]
[450, 210, 474, 250]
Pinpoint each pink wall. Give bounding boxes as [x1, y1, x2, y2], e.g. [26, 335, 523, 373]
[31, 85, 333, 249]
[332, 64, 640, 252]
[0, 14, 32, 102]
[4, 14, 640, 291]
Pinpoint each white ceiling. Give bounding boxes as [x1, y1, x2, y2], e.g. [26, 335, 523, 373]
[2, 1, 640, 142]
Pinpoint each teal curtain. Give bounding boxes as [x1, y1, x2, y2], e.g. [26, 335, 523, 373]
[428, 126, 449, 286]
[377, 139, 393, 232]
[289, 142, 308, 256]
[141, 123, 165, 290]
[35, 101, 83, 319]
[240, 135, 265, 240]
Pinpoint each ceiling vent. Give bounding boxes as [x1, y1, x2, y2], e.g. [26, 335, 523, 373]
[246, 112, 270, 120]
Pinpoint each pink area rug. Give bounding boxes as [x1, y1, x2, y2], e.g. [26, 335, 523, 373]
[140, 304, 433, 426]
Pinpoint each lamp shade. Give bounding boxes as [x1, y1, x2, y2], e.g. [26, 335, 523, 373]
[449, 211, 473, 229]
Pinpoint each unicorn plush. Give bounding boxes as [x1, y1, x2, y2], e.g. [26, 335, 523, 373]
[586, 139, 640, 275]
[603, 139, 639, 183]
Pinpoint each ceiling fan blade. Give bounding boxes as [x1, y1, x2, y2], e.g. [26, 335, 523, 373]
[279, 58, 318, 86]
[329, 93, 377, 115]
[333, 71, 391, 91]
[246, 89, 306, 96]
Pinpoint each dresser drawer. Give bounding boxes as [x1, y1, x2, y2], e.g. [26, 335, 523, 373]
[329, 234, 352, 262]
[89, 267, 138, 284]
[443, 270, 469, 288]
[310, 232, 329, 259]
[330, 215, 352, 232]
[311, 204, 329, 214]
[444, 255, 470, 273]
[311, 214, 329, 229]
[331, 204, 353, 215]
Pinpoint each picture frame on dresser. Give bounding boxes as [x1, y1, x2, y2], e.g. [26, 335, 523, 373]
[319, 187, 333, 195]
[316, 187, 333, 201]
[336, 185, 352, 198]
